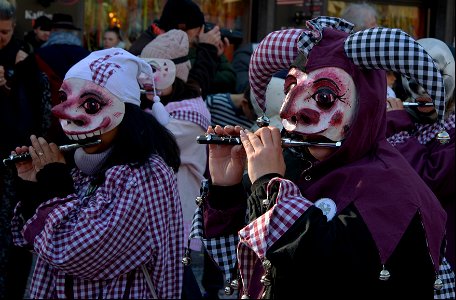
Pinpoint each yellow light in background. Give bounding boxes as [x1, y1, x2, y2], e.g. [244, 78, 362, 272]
[108, 12, 114, 18]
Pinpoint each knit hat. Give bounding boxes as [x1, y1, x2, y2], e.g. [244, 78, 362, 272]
[140, 29, 191, 83]
[33, 15, 52, 30]
[158, 0, 205, 31]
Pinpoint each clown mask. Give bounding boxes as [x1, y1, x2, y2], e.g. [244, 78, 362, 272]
[52, 78, 125, 141]
[280, 67, 357, 144]
[141, 58, 177, 91]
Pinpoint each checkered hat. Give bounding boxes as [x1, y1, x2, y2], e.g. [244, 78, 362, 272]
[249, 16, 446, 124]
[65, 48, 154, 107]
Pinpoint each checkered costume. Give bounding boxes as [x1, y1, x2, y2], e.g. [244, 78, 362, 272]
[11, 155, 184, 299]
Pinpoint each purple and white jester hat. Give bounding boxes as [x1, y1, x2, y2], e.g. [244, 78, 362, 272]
[249, 16, 447, 141]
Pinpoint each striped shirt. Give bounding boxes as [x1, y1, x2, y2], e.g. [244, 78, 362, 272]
[11, 155, 184, 299]
[206, 93, 255, 128]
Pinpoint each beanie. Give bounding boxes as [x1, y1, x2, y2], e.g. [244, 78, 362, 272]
[158, 0, 205, 31]
[140, 29, 191, 83]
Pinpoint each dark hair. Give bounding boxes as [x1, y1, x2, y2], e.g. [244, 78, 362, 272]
[243, 85, 253, 110]
[105, 26, 122, 41]
[154, 77, 201, 106]
[104, 103, 180, 172]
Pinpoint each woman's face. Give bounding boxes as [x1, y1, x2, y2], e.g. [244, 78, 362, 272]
[103, 31, 120, 49]
[51, 78, 125, 152]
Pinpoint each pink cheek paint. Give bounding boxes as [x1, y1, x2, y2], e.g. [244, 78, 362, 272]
[329, 111, 343, 126]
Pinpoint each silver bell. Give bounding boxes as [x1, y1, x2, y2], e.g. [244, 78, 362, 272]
[195, 196, 203, 206]
[260, 274, 272, 286]
[224, 286, 234, 295]
[256, 115, 270, 128]
[181, 256, 191, 266]
[262, 259, 272, 270]
[230, 279, 239, 289]
[434, 277, 444, 290]
[437, 130, 450, 144]
[241, 294, 250, 299]
[379, 269, 390, 281]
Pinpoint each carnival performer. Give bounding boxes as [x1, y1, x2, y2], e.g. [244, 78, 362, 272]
[386, 38, 455, 275]
[191, 17, 453, 299]
[9, 48, 184, 299]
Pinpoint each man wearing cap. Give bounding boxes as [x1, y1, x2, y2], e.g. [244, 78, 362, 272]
[24, 15, 51, 53]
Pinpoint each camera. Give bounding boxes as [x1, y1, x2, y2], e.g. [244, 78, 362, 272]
[204, 22, 243, 45]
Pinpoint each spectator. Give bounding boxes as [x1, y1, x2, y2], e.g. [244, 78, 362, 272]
[340, 2, 378, 31]
[194, 17, 453, 299]
[231, 42, 258, 94]
[0, 1, 32, 298]
[10, 48, 184, 299]
[386, 38, 455, 278]
[102, 26, 126, 49]
[386, 70, 397, 98]
[24, 15, 52, 53]
[206, 86, 257, 129]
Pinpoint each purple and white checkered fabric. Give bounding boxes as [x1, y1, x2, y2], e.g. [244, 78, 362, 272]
[344, 27, 446, 123]
[387, 112, 455, 146]
[89, 52, 121, 86]
[11, 155, 184, 299]
[237, 177, 313, 296]
[165, 97, 211, 130]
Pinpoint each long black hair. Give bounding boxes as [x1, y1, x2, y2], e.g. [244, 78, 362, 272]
[104, 103, 180, 172]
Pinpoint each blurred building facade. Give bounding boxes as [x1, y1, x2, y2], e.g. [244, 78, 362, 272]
[11, 0, 455, 57]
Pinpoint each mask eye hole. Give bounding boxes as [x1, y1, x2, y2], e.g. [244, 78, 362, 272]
[311, 88, 340, 109]
[58, 91, 67, 103]
[82, 98, 103, 114]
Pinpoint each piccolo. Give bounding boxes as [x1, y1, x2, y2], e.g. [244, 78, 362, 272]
[196, 134, 342, 148]
[402, 102, 434, 107]
[3, 139, 102, 166]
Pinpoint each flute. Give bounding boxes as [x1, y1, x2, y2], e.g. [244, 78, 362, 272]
[196, 134, 342, 148]
[402, 102, 434, 107]
[3, 139, 102, 166]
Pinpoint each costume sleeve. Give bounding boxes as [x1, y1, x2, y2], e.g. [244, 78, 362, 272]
[393, 128, 455, 200]
[385, 110, 415, 137]
[13, 159, 183, 295]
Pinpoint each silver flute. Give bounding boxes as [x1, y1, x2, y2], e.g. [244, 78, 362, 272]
[402, 102, 434, 107]
[196, 134, 342, 148]
[3, 139, 102, 166]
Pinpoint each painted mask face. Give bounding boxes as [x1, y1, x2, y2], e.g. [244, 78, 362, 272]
[51, 78, 125, 141]
[280, 67, 357, 143]
[401, 38, 455, 122]
[141, 58, 176, 90]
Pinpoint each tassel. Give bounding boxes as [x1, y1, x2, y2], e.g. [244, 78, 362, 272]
[151, 95, 170, 125]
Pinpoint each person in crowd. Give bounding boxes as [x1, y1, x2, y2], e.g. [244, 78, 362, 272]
[10, 48, 184, 299]
[140, 29, 210, 299]
[206, 86, 257, 129]
[340, 2, 378, 31]
[24, 15, 52, 53]
[231, 42, 258, 94]
[191, 17, 453, 299]
[130, 0, 236, 98]
[386, 38, 455, 277]
[0, 1, 32, 299]
[102, 26, 126, 49]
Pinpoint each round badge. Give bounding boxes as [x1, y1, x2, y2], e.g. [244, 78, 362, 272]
[314, 198, 337, 221]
